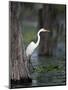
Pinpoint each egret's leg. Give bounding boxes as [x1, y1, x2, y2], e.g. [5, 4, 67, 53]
[29, 56, 34, 72]
[25, 58, 32, 78]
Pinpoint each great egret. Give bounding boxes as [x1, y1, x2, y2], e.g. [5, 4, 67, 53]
[25, 28, 49, 76]
[26, 28, 49, 57]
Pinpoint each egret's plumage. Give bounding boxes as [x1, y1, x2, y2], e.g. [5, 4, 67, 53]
[26, 28, 49, 57]
[26, 41, 36, 57]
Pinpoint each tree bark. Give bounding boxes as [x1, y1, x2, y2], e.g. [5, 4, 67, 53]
[9, 2, 32, 88]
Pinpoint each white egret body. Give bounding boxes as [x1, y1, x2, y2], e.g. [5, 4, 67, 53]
[26, 28, 49, 57]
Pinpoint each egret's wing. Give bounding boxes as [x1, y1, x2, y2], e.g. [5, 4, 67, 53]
[26, 42, 36, 56]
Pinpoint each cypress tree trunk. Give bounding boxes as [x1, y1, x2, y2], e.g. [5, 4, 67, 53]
[9, 2, 32, 88]
[38, 5, 57, 56]
[38, 5, 51, 56]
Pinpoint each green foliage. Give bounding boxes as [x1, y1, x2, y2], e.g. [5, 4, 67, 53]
[22, 24, 37, 47]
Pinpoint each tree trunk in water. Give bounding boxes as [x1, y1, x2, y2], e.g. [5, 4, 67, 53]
[9, 2, 32, 88]
[38, 5, 52, 56]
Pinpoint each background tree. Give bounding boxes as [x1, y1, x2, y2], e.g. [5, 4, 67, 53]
[38, 4, 66, 56]
[38, 4, 51, 56]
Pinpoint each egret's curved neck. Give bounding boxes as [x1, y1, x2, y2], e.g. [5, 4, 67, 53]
[36, 31, 40, 47]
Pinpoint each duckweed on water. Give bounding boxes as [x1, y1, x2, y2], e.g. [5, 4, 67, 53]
[33, 65, 63, 73]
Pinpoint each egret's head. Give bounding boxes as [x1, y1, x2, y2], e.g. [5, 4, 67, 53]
[38, 28, 50, 34]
